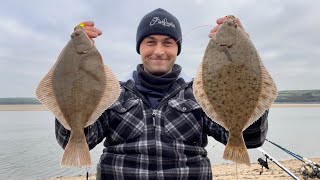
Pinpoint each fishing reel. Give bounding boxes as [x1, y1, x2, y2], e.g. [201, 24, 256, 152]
[258, 157, 269, 175]
[299, 164, 320, 179]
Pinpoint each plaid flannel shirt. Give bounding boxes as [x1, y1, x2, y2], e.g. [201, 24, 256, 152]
[55, 78, 268, 180]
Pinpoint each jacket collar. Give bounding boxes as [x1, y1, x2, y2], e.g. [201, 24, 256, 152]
[122, 77, 188, 95]
[121, 77, 189, 108]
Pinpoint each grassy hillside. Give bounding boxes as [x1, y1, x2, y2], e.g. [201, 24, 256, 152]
[0, 98, 40, 104]
[275, 89, 320, 103]
[1, 89, 320, 104]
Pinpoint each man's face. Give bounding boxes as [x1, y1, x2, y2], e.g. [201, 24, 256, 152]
[139, 35, 178, 76]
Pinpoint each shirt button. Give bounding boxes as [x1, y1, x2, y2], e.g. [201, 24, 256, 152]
[182, 107, 187, 111]
[120, 108, 126, 112]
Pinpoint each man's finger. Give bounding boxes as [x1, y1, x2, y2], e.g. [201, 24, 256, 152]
[216, 16, 228, 24]
[82, 21, 95, 27]
[84, 26, 102, 35]
[210, 25, 220, 34]
[85, 30, 99, 38]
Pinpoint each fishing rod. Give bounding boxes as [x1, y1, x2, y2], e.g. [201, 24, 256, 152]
[266, 139, 320, 168]
[257, 147, 300, 180]
[266, 139, 320, 179]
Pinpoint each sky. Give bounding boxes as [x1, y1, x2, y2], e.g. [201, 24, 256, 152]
[0, 0, 319, 97]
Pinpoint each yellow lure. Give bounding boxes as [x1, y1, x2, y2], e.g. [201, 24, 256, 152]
[79, 22, 85, 28]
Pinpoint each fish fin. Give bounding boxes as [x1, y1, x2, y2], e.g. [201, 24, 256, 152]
[35, 61, 71, 130]
[85, 64, 120, 127]
[60, 131, 91, 167]
[193, 62, 227, 128]
[243, 64, 278, 130]
[223, 133, 251, 166]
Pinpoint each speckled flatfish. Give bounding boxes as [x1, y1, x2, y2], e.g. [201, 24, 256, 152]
[193, 15, 277, 165]
[36, 25, 120, 167]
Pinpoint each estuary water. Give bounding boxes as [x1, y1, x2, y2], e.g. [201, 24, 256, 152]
[0, 107, 319, 180]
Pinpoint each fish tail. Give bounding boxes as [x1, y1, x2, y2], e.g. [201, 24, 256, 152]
[223, 133, 251, 166]
[60, 131, 91, 167]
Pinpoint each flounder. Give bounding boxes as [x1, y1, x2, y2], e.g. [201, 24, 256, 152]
[193, 15, 277, 165]
[36, 25, 120, 167]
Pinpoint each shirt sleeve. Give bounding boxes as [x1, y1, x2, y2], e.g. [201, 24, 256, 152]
[55, 111, 109, 150]
[203, 110, 269, 149]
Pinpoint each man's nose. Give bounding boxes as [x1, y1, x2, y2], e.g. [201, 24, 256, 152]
[154, 43, 165, 55]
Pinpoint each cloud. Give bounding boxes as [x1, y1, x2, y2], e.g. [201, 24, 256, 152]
[0, 0, 319, 97]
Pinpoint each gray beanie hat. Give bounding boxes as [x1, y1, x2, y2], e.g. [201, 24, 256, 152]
[136, 8, 182, 55]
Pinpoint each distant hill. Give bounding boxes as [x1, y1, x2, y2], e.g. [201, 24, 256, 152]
[0, 98, 40, 104]
[274, 89, 320, 103]
[0, 89, 320, 104]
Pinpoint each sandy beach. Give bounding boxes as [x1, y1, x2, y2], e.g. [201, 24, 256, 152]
[0, 104, 47, 111]
[43, 158, 320, 180]
[1, 104, 320, 111]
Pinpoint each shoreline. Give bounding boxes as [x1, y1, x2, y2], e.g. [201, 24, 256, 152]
[43, 157, 320, 180]
[1, 103, 320, 111]
[0, 104, 47, 111]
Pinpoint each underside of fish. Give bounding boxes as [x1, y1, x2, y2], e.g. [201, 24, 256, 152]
[193, 15, 277, 165]
[36, 25, 120, 167]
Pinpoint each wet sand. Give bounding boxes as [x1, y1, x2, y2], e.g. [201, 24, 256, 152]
[1, 104, 320, 111]
[211, 158, 320, 180]
[43, 158, 320, 180]
[0, 104, 47, 111]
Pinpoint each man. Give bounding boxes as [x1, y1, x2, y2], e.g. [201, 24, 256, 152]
[56, 8, 268, 179]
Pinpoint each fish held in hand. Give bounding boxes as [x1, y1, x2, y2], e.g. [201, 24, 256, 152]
[35, 25, 120, 167]
[193, 15, 277, 166]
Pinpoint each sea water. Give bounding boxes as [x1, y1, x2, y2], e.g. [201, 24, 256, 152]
[0, 108, 319, 180]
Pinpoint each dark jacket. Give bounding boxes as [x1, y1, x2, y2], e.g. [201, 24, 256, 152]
[55, 77, 268, 180]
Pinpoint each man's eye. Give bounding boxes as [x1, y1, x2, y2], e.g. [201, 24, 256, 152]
[163, 41, 174, 46]
[146, 41, 156, 45]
